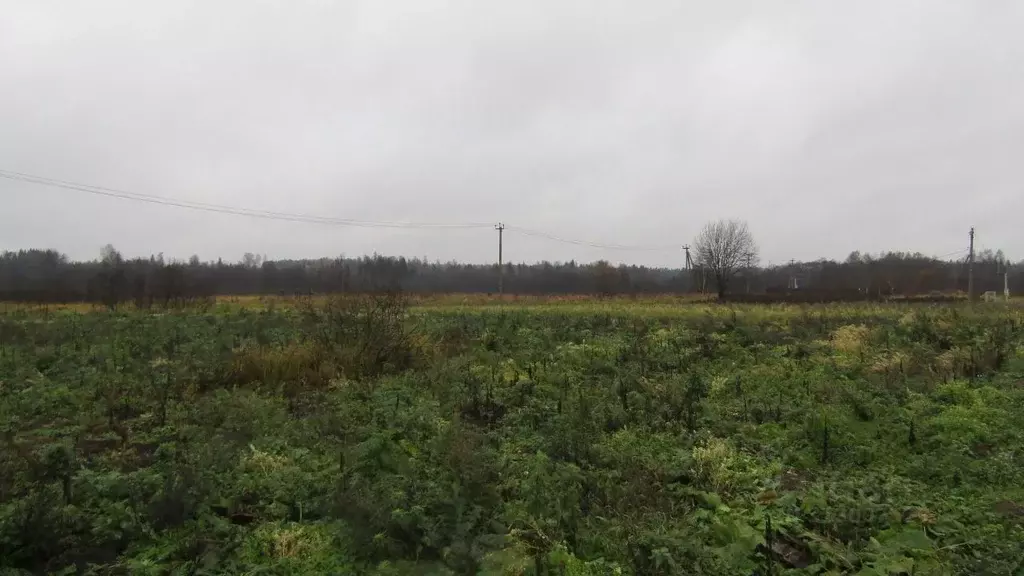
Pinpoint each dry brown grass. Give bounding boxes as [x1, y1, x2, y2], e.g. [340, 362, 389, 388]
[214, 292, 713, 310]
[830, 324, 872, 353]
[227, 342, 330, 390]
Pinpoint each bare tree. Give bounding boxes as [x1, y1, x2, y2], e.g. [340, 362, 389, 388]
[97, 244, 127, 309]
[100, 244, 122, 265]
[693, 219, 759, 298]
[242, 252, 262, 269]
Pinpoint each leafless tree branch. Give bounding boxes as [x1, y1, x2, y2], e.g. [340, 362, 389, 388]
[693, 219, 759, 298]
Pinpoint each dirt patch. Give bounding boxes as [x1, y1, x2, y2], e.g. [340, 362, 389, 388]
[994, 500, 1024, 519]
[131, 441, 160, 464]
[110, 441, 164, 472]
[971, 442, 995, 457]
[78, 437, 121, 458]
[759, 534, 812, 569]
[902, 507, 937, 525]
[772, 537, 812, 569]
[780, 468, 809, 492]
[460, 400, 506, 427]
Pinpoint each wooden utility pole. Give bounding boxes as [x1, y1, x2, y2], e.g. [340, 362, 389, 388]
[968, 227, 975, 302]
[744, 251, 754, 293]
[684, 245, 706, 295]
[495, 223, 505, 296]
[682, 245, 692, 292]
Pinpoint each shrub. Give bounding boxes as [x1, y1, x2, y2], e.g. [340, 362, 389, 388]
[301, 293, 425, 381]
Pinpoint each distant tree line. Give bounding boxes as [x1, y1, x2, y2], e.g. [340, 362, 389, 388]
[765, 249, 1017, 297]
[0, 245, 1019, 305]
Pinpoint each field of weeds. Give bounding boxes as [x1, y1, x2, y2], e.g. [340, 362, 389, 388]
[1, 297, 1023, 574]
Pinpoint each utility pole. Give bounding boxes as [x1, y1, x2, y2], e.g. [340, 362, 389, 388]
[744, 252, 754, 293]
[967, 227, 975, 302]
[682, 245, 692, 292]
[684, 245, 707, 295]
[495, 223, 505, 296]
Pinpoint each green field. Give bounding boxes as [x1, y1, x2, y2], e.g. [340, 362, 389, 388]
[1, 297, 1023, 574]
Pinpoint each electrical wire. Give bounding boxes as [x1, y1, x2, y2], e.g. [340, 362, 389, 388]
[2, 168, 685, 252]
[3, 168, 987, 259]
[506, 225, 678, 252]
[0, 169, 491, 229]
[933, 248, 969, 260]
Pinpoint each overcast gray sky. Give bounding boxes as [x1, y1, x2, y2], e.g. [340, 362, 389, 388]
[2, 1, 1022, 267]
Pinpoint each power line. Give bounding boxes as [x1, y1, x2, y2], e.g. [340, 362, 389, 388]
[934, 248, 969, 260]
[0, 169, 490, 230]
[1, 168, 685, 252]
[506, 225, 678, 252]
[4, 168, 991, 262]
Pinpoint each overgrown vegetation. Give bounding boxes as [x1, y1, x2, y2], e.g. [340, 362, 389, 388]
[1, 298, 1023, 574]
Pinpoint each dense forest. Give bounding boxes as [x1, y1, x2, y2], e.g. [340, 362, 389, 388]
[0, 246, 1018, 305]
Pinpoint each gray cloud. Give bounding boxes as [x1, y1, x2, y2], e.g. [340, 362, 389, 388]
[2, 0, 1022, 266]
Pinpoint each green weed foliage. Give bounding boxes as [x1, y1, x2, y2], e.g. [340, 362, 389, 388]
[1, 297, 1024, 574]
